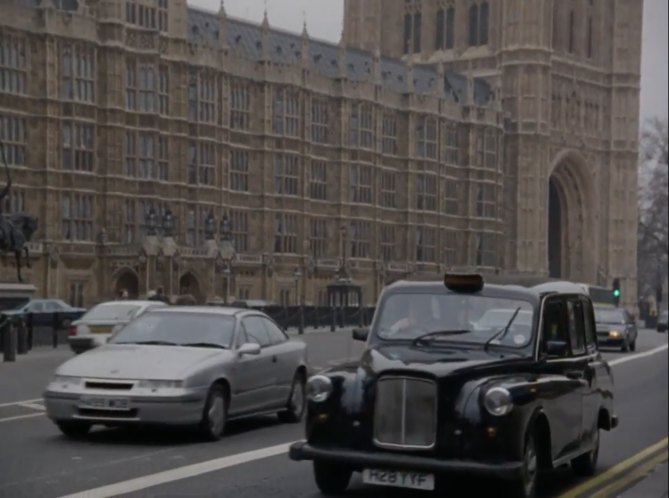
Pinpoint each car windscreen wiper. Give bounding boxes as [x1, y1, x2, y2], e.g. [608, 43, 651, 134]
[116, 340, 178, 346]
[180, 342, 229, 349]
[484, 307, 522, 352]
[412, 330, 472, 346]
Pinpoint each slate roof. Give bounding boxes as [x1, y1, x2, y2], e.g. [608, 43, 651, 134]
[185, 7, 493, 105]
[14, 1, 494, 106]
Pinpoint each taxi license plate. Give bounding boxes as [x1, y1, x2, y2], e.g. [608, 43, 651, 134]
[79, 396, 130, 411]
[362, 469, 435, 491]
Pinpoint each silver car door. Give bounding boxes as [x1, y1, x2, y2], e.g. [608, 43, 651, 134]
[233, 316, 275, 413]
[261, 318, 296, 405]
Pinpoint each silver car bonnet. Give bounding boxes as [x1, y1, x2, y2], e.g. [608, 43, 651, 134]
[56, 344, 232, 380]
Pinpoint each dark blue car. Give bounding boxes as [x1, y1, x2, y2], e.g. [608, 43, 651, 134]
[3, 299, 86, 329]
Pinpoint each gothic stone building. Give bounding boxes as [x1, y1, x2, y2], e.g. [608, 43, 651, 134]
[0, 0, 641, 309]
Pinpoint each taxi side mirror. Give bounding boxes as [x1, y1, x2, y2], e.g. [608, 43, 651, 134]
[352, 327, 370, 342]
[238, 343, 261, 356]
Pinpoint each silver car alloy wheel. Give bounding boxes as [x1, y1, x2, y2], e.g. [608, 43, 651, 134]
[208, 394, 225, 436]
[291, 379, 305, 415]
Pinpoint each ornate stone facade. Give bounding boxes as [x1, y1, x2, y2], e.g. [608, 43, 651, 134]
[345, 0, 643, 309]
[0, 0, 641, 309]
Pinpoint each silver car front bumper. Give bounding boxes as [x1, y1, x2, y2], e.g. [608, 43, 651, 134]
[43, 389, 208, 426]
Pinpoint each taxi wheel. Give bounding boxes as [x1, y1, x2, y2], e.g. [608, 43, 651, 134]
[199, 385, 228, 441]
[278, 372, 306, 424]
[57, 421, 91, 439]
[313, 460, 352, 495]
[508, 429, 538, 498]
[571, 429, 599, 476]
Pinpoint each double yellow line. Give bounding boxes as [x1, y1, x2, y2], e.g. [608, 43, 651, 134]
[558, 437, 668, 498]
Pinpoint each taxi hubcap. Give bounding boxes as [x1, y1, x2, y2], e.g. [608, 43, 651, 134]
[525, 440, 538, 495]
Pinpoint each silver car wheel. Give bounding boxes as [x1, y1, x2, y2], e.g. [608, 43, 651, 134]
[291, 379, 305, 414]
[208, 394, 225, 436]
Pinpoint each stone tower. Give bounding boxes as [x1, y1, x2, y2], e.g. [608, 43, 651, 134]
[345, 0, 644, 308]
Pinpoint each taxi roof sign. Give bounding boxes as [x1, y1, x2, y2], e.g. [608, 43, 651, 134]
[444, 273, 484, 293]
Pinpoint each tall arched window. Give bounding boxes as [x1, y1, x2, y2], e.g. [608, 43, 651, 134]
[568, 10, 575, 53]
[446, 6, 455, 49]
[436, 6, 456, 50]
[413, 12, 422, 53]
[468, 4, 479, 46]
[479, 2, 489, 45]
[468, 2, 489, 47]
[436, 8, 445, 50]
[404, 14, 412, 54]
[586, 16, 593, 59]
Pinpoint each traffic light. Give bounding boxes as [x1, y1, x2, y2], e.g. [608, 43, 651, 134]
[612, 278, 621, 307]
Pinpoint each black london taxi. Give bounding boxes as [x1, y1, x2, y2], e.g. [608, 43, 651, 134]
[289, 274, 618, 498]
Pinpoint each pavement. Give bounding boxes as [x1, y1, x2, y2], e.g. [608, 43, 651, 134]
[0, 328, 666, 498]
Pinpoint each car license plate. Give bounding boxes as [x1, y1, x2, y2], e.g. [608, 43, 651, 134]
[362, 469, 435, 491]
[79, 396, 130, 411]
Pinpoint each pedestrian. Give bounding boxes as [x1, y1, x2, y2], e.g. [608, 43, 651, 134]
[174, 294, 196, 306]
[150, 286, 171, 304]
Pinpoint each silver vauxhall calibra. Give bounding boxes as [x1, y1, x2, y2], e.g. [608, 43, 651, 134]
[44, 307, 309, 441]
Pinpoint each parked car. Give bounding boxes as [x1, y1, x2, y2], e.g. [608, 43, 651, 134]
[290, 275, 618, 498]
[658, 310, 668, 333]
[594, 306, 638, 352]
[68, 300, 167, 354]
[45, 306, 309, 441]
[2, 298, 86, 329]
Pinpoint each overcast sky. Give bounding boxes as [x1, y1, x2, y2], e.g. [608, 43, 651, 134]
[190, 0, 668, 123]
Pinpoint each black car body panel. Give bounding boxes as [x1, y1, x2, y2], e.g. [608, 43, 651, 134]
[291, 278, 617, 489]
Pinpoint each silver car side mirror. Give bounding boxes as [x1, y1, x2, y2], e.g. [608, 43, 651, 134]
[237, 343, 261, 356]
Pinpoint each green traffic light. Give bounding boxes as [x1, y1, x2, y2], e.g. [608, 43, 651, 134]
[613, 289, 621, 297]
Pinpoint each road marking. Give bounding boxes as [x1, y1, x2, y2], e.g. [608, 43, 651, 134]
[557, 437, 668, 498]
[608, 344, 668, 367]
[0, 413, 44, 423]
[59, 442, 292, 498]
[0, 398, 42, 408]
[590, 450, 669, 498]
[18, 402, 46, 411]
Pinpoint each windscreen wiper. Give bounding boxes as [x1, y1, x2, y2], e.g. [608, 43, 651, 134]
[484, 307, 522, 352]
[180, 342, 229, 349]
[412, 330, 471, 346]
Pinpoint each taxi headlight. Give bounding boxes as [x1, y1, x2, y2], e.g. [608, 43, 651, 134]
[137, 380, 184, 390]
[306, 375, 333, 403]
[609, 330, 621, 338]
[483, 387, 513, 416]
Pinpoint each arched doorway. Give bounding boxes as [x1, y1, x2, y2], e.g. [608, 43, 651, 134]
[114, 269, 139, 299]
[179, 272, 203, 304]
[547, 151, 597, 282]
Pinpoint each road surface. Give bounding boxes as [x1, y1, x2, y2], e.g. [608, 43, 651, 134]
[0, 328, 666, 498]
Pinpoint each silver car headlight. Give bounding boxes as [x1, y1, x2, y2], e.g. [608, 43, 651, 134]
[483, 387, 513, 416]
[137, 380, 184, 390]
[306, 375, 333, 403]
[50, 376, 83, 389]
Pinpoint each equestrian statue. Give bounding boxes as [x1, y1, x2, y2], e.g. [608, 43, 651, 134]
[0, 142, 38, 283]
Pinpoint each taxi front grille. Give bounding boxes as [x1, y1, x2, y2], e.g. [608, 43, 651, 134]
[373, 376, 437, 450]
[85, 381, 134, 391]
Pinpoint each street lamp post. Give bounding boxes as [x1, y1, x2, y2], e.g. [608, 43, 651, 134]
[339, 224, 348, 280]
[162, 209, 176, 296]
[293, 267, 304, 335]
[219, 214, 235, 304]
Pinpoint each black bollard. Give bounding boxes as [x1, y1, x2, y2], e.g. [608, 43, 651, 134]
[16, 318, 28, 355]
[3, 320, 16, 362]
[298, 305, 305, 335]
[330, 307, 336, 332]
[26, 312, 33, 350]
[52, 311, 59, 348]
